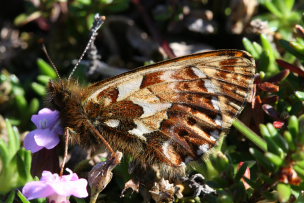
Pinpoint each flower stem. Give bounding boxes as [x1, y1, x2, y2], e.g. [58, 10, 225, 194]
[233, 119, 267, 152]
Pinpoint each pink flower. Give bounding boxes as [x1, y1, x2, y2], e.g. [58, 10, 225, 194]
[24, 108, 63, 153]
[273, 120, 285, 129]
[238, 162, 251, 190]
[22, 169, 88, 203]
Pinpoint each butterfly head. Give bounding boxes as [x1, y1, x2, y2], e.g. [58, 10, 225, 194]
[46, 79, 68, 110]
[46, 79, 81, 111]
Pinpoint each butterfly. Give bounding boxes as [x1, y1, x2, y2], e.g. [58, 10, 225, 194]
[46, 48, 255, 179]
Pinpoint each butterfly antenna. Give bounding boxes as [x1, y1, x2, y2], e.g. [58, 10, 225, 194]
[42, 45, 61, 79]
[68, 14, 105, 81]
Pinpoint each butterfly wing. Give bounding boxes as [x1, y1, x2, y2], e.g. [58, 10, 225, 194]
[84, 50, 255, 166]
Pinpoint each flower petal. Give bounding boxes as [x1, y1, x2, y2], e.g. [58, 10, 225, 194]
[48, 194, 70, 203]
[34, 129, 60, 149]
[23, 170, 88, 201]
[31, 108, 60, 129]
[52, 121, 64, 135]
[22, 181, 55, 200]
[61, 169, 79, 181]
[50, 178, 88, 198]
[24, 131, 43, 153]
[40, 171, 60, 182]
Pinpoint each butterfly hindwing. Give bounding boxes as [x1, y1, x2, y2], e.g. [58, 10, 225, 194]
[84, 50, 255, 166]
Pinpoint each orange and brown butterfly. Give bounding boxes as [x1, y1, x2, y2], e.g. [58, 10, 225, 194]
[46, 15, 255, 180]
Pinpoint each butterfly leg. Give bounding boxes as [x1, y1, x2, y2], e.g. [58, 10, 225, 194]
[60, 127, 72, 176]
[86, 121, 116, 155]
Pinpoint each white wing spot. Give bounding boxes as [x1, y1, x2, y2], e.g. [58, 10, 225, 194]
[236, 89, 247, 97]
[211, 96, 220, 110]
[191, 67, 207, 78]
[229, 101, 240, 110]
[215, 114, 222, 126]
[117, 76, 143, 101]
[104, 119, 120, 128]
[197, 144, 210, 155]
[131, 98, 172, 118]
[204, 79, 216, 93]
[160, 70, 174, 81]
[210, 130, 220, 141]
[162, 140, 171, 160]
[128, 119, 154, 141]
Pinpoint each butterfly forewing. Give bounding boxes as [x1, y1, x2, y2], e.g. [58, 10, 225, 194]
[84, 50, 255, 167]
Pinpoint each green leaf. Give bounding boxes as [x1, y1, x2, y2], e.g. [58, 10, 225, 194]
[233, 119, 267, 152]
[29, 98, 40, 116]
[263, 0, 283, 18]
[15, 95, 28, 112]
[292, 151, 304, 161]
[12, 126, 21, 151]
[31, 82, 46, 96]
[279, 40, 304, 59]
[260, 124, 271, 137]
[37, 75, 51, 85]
[265, 152, 284, 167]
[6, 190, 15, 203]
[298, 115, 304, 144]
[266, 123, 278, 137]
[210, 152, 229, 172]
[260, 124, 284, 157]
[253, 42, 263, 55]
[285, 0, 295, 12]
[277, 183, 291, 202]
[273, 0, 288, 16]
[294, 165, 304, 178]
[290, 41, 304, 55]
[249, 148, 274, 168]
[6, 119, 17, 156]
[16, 152, 27, 181]
[86, 13, 96, 30]
[288, 115, 299, 141]
[37, 58, 57, 79]
[262, 34, 280, 57]
[266, 136, 285, 157]
[295, 91, 304, 101]
[0, 140, 9, 165]
[14, 11, 41, 26]
[295, 160, 304, 170]
[265, 124, 288, 151]
[242, 38, 259, 58]
[75, 0, 92, 5]
[14, 14, 29, 26]
[17, 190, 30, 203]
[100, 0, 113, 4]
[23, 149, 33, 181]
[283, 131, 295, 151]
[294, 193, 304, 203]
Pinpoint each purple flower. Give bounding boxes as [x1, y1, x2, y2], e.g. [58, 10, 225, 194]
[24, 108, 63, 153]
[22, 169, 88, 203]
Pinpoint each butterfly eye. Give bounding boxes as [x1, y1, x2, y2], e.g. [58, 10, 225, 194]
[47, 80, 67, 110]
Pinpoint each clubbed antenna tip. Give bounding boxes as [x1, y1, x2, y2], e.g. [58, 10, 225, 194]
[68, 13, 106, 80]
